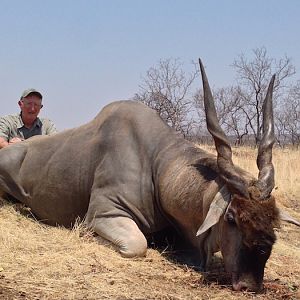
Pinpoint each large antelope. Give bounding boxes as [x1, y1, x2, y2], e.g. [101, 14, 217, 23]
[0, 60, 298, 292]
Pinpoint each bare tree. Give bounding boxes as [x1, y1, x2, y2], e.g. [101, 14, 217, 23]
[135, 49, 296, 145]
[216, 87, 252, 146]
[133, 58, 199, 137]
[276, 81, 300, 148]
[232, 47, 295, 145]
[194, 86, 252, 145]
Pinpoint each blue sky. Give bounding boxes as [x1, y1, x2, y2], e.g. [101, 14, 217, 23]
[1, 0, 299, 130]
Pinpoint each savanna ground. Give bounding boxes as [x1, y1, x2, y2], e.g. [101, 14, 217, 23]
[0, 146, 299, 300]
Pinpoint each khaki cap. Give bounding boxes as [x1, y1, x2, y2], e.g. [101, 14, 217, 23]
[20, 88, 43, 100]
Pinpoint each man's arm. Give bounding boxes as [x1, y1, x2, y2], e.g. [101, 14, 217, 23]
[0, 117, 10, 149]
[0, 137, 9, 149]
[0, 116, 23, 148]
[44, 119, 58, 135]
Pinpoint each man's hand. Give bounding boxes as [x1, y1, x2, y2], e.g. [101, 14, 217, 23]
[0, 137, 24, 149]
[9, 137, 24, 145]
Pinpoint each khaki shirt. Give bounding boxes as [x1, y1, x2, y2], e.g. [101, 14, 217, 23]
[0, 114, 57, 142]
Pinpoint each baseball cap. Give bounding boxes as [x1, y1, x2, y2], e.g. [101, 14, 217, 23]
[20, 88, 43, 100]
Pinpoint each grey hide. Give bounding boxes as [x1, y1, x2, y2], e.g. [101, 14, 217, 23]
[0, 100, 229, 259]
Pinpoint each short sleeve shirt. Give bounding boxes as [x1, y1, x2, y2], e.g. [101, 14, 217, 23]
[0, 114, 57, 142]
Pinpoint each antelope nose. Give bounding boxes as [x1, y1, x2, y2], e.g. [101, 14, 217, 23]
[233, 281, 248, 291]
[232, 281, 262, 292]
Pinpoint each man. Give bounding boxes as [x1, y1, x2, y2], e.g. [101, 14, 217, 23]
[0, 88, 57, 149]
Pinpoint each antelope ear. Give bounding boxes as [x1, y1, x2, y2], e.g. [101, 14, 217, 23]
[196, 186, 231, 236]
[279, 210, 300, 227]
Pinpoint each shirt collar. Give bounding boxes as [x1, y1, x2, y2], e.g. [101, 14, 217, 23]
[17, 113, 42, 129]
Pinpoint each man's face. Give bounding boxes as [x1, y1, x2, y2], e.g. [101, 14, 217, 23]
[19, 94, 43, 121]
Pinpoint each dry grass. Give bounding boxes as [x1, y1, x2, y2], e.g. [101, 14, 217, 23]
[0, 147, 299, 299]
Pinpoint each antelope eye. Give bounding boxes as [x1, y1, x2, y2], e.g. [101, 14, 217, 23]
[226, 212, 236, 225]
[256, 244, 271, 256]
[259, 248, 267, 255]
